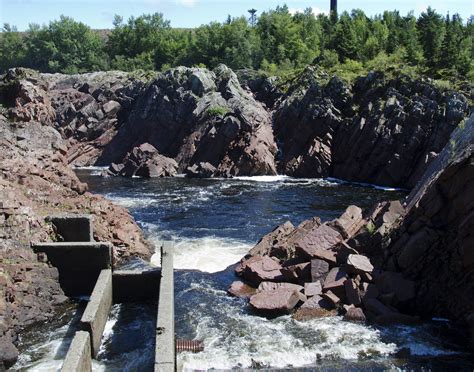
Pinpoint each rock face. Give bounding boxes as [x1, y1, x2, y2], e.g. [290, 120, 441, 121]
[274, 68, 469, 188]
[101, 65, 278, 177]
[0, 68, 149, 168]
[0, 117, 152, 368]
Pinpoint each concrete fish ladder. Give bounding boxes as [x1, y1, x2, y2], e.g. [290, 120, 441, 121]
[31, 215, 176, 372]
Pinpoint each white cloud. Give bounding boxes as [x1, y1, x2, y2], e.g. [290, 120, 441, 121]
[175, 0, 197, 7]
[288, 6, 328, 16]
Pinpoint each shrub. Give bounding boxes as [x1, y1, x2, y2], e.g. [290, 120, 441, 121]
[206, 105, 228, 117]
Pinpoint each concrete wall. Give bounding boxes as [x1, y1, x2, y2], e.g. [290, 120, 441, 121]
[113, 269, 161, 303]
[50, 215, 94, 242]
[31, 242, 112, 296]
[80, 269, 113, 357]
[61, 331, 92, 372]
[155, 241, 175, 372]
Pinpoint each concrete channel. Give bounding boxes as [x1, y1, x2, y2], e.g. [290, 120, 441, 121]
[30, 215, 177, 372]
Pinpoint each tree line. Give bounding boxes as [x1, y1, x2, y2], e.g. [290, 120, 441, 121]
[0, 5, 472, 81]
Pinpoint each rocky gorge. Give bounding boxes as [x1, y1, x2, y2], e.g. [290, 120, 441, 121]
[0, 65, 472, 368]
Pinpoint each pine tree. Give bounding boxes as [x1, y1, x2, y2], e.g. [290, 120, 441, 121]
[417, 7, 444, 68]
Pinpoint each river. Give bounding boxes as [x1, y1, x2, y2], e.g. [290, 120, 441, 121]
[14, 171, 474, 371]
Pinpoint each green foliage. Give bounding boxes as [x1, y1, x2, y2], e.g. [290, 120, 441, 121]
[206, 105, 228, 117]
[0, 24, 26, 72]
[318, 49, 339, 69]
[24, 16, 107, 73]
[0, 7, 472, 84]
[366, 221, 376, 235]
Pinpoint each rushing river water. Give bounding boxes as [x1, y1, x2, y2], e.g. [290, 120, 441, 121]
[14, 171, 474, 371]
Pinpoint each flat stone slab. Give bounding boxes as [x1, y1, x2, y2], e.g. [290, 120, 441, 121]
[304, 281, 322, 297]
[295, 224, 342, 259]
[228, 281, 257, 299]
[242, 256, 283, 285]
[346, 254, 374, 274]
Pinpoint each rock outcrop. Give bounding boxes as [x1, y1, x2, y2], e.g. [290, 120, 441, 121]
[274, 68, 470, 188]
[101, 65, 278, 177]
[108, 143, 178, 178]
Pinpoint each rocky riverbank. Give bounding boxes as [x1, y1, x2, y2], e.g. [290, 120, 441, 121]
[0, 113, 152, 367]
[229, 114, 474, 349]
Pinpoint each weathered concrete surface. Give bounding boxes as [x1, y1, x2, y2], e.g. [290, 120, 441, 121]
[61, 331, 92, 372]
[49, 215, 94, 242]
[112, 269, 161, 303]
[155, 241, 175, 372]
[31, 242, 112, 295]
[80, 269, 113, 357]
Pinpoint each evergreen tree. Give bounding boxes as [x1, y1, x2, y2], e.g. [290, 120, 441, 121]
[417, 7, 445, 68]
[333, 12, 358, 61]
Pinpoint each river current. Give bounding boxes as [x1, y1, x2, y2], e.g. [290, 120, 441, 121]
[14, 171, 474, 371]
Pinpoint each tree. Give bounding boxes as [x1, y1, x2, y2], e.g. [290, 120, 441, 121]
[22, 16, 106, 73]
[403, 13, 423, 65]
[107, 13, 175, 70]
[0, 24, 26, 72]
[417, 7, 444, 68]
[333, 12, 358, 61]
[248, 9, 257, 27]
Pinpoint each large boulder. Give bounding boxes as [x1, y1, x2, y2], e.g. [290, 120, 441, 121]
[240, 256, 284, 285]
[295, 224, 342, 260]
[109, 143, 178, 178]
[249, 288, 303, 315]
[228, 281, 257, 299]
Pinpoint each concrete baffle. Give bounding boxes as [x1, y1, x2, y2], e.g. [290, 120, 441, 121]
[49, 215, 94, 242]
[80, 269, 113, 357]
[31, 242, 112, 296]
[61, 331, 92, 372]
[112, 269, 161, 303]
[155, 241, 175, 372]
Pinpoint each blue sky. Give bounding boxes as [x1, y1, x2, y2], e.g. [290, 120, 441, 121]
[1, 0, 472, 31]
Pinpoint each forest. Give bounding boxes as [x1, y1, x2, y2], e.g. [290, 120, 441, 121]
[0, 5, 473, 82]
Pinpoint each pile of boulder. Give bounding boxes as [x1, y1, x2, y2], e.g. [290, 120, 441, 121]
[228, 204, 419, 325]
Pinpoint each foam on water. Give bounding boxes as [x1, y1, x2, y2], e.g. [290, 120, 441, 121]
[177, 303, 398, 370]
[150, 235, 251, 273]
[326, 177, 408, 192]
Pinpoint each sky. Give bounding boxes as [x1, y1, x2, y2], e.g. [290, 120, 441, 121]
[0, 0, 472, 31]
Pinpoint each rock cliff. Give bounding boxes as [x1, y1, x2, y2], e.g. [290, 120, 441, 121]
[274, 68, 470, 188]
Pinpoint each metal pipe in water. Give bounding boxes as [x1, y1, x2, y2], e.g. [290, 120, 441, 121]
[176, 340, 204, 353]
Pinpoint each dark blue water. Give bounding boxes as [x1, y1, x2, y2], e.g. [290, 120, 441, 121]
[16, 172, 474, 371]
